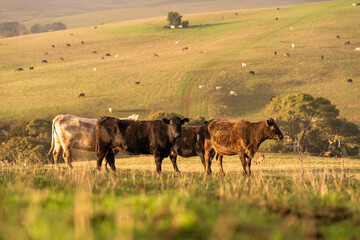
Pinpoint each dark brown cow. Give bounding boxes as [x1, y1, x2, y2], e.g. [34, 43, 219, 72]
[96, 116, 189, 173]
[204, 118, 283, 176]
[169, 124, 215, 173]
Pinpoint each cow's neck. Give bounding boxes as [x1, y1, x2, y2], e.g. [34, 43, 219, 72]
[253, 121, 268, 146]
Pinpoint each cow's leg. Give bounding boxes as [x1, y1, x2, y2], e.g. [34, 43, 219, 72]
[239, 152, 247, 175]
[154, 154, 163, 175]
[52, 144, 62, 170]
[96, 149, 107, 171]
[169, 152, 181, 173]
[204, 139, 214, 175]
[217, 154, 225, 176]
[105, 151, 116, 172]
[63, 147, 73, 169]
[246, 156, 252, 176]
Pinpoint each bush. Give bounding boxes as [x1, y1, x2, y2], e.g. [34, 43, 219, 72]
[0, 119, 52, 164]
[147, 111, 184, 120]
[0, 22, 28, 37]
[30, 22, 67, 34]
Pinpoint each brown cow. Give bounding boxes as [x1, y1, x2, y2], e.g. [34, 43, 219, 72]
[204, 118, 283, 176]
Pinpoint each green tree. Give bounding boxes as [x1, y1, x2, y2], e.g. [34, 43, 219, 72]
[182, 20, 189, 28]
[167, 12, 182, 27]
[266, 93, 359, 155]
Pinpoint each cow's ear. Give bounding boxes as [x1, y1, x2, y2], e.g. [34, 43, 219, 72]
[162, 118, 170, 124]
[266, 118, 274, 126]
[182, 118, 189, 124]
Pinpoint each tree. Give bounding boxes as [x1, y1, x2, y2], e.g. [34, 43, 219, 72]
[182, 20, 189, 28]
[265, 93, 359, 155]
[167, 12, 182, 27]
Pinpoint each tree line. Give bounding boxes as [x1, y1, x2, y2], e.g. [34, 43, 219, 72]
[0, 21, 66, 38]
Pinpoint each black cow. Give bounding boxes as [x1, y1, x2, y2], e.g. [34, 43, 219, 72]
[348, 79, 353, 83]
[42, 60, 48, 63]
[249, 71, 255, 75]
[96, 116, 189, 173]
[29, 67, 34, 70]
[78, 93, 85, 97]
[169, 124, 215, 173]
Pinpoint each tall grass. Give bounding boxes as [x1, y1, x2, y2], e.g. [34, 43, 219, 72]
[0, 154, 359, 239]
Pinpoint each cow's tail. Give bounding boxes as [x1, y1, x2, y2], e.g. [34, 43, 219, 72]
[47, 115, 59, 156]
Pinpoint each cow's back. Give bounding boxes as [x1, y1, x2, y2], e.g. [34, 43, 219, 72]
[56, 114, 97, 151]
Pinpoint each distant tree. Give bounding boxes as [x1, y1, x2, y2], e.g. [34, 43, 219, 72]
[182, 20, 189, 28]
[51, 22, 66, 31]
[30, 23, 41, 33]
[30, 22, 67, 34]
[167, 12, 182, 27]
[266, 93, 360, 156]
[0, 22, 28, 37]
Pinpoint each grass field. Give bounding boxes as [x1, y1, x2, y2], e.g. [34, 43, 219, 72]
[1, 0, 360, 126]
[1, 154, 359, 240]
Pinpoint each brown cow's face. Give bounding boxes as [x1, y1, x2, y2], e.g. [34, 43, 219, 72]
[265, 118, 283, 140]
[162, 117, 189, 140]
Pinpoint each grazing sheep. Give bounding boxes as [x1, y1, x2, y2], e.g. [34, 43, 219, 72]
[290, 27, 294, 30]
[230, 91, 238, 96]
[93, 68, 97, 71]
[175, 41, 181, 44]
[355, 48, 360, 51]
[199, 85, 206, 89]
[242, 62, 247, 67]
[291, 43, 295, 48]
[216, 86, 222, 90]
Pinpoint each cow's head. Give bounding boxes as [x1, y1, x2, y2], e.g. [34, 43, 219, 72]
[264, 117, 283, 140]
[162, 117, 189, 141]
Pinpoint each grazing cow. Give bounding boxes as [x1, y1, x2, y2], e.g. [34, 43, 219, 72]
[175, 41, 181, 44]
[199, 85, 206, 89]
[96, 116, 189, 173]
[182, 47, 188, 50]
[230, 91, 238, 96]
[92, 51, 97, 54]
[67, 43, 71, 47]
[134, 81, 141, 85]
[29, 67, 34, 70]
[276, 17, 279, 21]
[78, 93, 85, 98]
[280, 41, 285, 44]
[355, 48, 360, 51]
[274, 51, 277, 55]
[203, 118, 283, 176]
[291, 43, 295, 48]
[47, 114, 139, 169]
[337, 35, 340, 39]
[348, 79, 353, 83]
[254, 154, 265, 165]
[93, 68, 97, 71]
[153, 53, 159, 57]
[216, 86, 222, 90]
[235, 12, 239, 15]
[42, 60, 48, 63]
[277, 7, 280, 10]
[59, 57, 64, 61]
[242, 62, 247, 67]
[15, 68, 24, 72]
[344, 41, 350, 45]
[94, 26, 98, 29]
[169, 124, 216, 173]
[52, 45, 55, 48]
[81, 41, 85, 44]
[321, 55, 325, 61]
[106, 53, 111, 56]
[283, 52, 290, 57]
[249, 71, 255, 75]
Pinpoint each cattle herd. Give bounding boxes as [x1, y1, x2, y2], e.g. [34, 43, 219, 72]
[48, 114, 283, 176]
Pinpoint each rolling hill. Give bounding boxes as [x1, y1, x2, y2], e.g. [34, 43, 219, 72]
[0, 0, 359, 126]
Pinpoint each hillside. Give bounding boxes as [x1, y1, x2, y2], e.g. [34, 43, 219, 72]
[0, 0, 360, 125]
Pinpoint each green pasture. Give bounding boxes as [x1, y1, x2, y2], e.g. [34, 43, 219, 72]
[0, 154, 359, 240]
[1, 0, 360, 126]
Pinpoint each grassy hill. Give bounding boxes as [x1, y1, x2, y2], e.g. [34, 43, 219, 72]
[1, 0, 360, 125]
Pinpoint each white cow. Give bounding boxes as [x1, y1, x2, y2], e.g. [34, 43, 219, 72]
[230, 91, 238, 96]
[47, 114, 139, 169]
